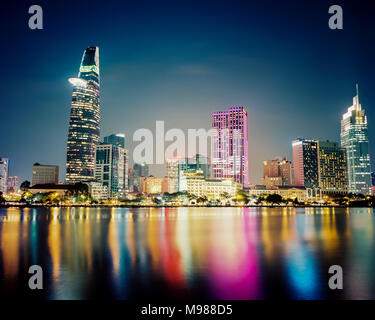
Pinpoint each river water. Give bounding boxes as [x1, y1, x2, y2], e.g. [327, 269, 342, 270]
[0, 206, 374, 300]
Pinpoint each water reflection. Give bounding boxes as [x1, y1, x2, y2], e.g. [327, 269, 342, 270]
[0, 207, 374, 299]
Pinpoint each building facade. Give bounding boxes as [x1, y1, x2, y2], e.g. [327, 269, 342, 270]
[0, 158, 9, 194]
[66, 46, 100, 184]
[262, 157, 292, 187]
[133, 162, 149, 192]
[341, 85, 371, 194]
[292, 139, 319, 189]
[318, 141, 348, 192]
[7, 176, 20, 193]
[212, 106, 249, 188]
[178, 155, 210, 191]
[32, 164, 59, 186]
[94, 141, 126, 198]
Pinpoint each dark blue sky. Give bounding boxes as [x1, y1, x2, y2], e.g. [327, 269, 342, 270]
[0, 0, 374, 184]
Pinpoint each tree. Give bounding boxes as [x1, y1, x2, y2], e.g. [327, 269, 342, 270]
[266, 194, 284, 204]
[20, 180, 31, 191]
[0, 192, 5, 204]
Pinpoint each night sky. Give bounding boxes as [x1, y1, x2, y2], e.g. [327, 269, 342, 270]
[0, 0, 374, 184]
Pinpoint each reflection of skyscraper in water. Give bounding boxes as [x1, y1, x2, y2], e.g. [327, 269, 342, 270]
[212, 106, 249, 188]
[66, 46, 100, 184]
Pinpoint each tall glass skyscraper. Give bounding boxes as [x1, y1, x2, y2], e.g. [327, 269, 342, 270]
[66, 46, 100, 184]
[341, 85, 371, 194]
[212, 106, 249, 188]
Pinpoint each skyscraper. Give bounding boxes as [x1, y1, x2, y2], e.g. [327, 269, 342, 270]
[341, 85, 371, 194]
[94, 141, 125, 198]
[133, 162, 149, 192]
[66, 46, 100, 184]
[318, 141, 348, 191]
[292, 139, 319, 189]
[212, 106, 249, 188]
[0, 158, 9, 194]
[32, 163, 59, 186]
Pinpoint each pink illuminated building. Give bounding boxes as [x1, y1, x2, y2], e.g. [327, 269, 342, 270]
[212, 106, 249, 188]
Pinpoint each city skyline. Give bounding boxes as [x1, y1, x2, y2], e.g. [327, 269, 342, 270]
[0, 1, 374, 185]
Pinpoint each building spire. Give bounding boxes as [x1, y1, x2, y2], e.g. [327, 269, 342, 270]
[356, 83, 359, 97]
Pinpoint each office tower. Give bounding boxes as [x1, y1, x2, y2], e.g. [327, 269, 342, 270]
[262, 157, 292, 187]
[212, 106, 249, 188]
[318, 141, 348, 191]
[94, 141, 125, 198]
[263, 159, 279, 178]
[279, 159, 293, 186]
[133, 162, 149, 192]
[292, 139, 319, 188]
[103, 133, 128, 190]
[66, 46, 100, 184]
[32, 164, 59, 186]
[128, 168, 135, 192]
[341, 85, 371, 194]
[0, 158, 9, 193]
[7, 176, 20, 193]
[104, 133, 125, 148]
[178, 154, 210, 191]
[166, 158, 179, 193]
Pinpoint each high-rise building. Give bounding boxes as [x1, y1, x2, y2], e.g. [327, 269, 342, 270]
[66, 46, 100, 184]
[32, 163, 59, 186]
[133, 162, 149, 192]
[94, 140, 126, 198]
[0, 158, 9, 193]
[166, 158, 180, 193]
[292, 139, 319, 189]
[341, 85, 371, 194]
[103, 133, 128, 190]
[262, 157, 292, 187]
[212, 106, 249, 188]
[128, 168, 135, 192]
[318, 141, 348, 191]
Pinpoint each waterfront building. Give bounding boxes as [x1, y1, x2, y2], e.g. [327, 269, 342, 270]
[292, 139, 319, 189]
[182, 173, 241, 200]
[66, 46, 100, 184]
[341, 85, 372, 194]
[28, 184, 75, 196]
[88, 181, 108, 200]
[318, 140, 348, 192]
[139, 175, 165, 194]
[212, 106, 249, 188]
[177, 154, 210, 191]
[32, 163, 59, 186]
[133, 162, 149, 192]
[0, 158, 9, 193]
[94, 140, 126, 198]
[248, 186, 308, 202]
[7, 176, 20, 193]
[262, 176, 283, 189]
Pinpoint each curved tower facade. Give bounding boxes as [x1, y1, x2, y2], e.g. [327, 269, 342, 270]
[66, 46, 100, 184]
